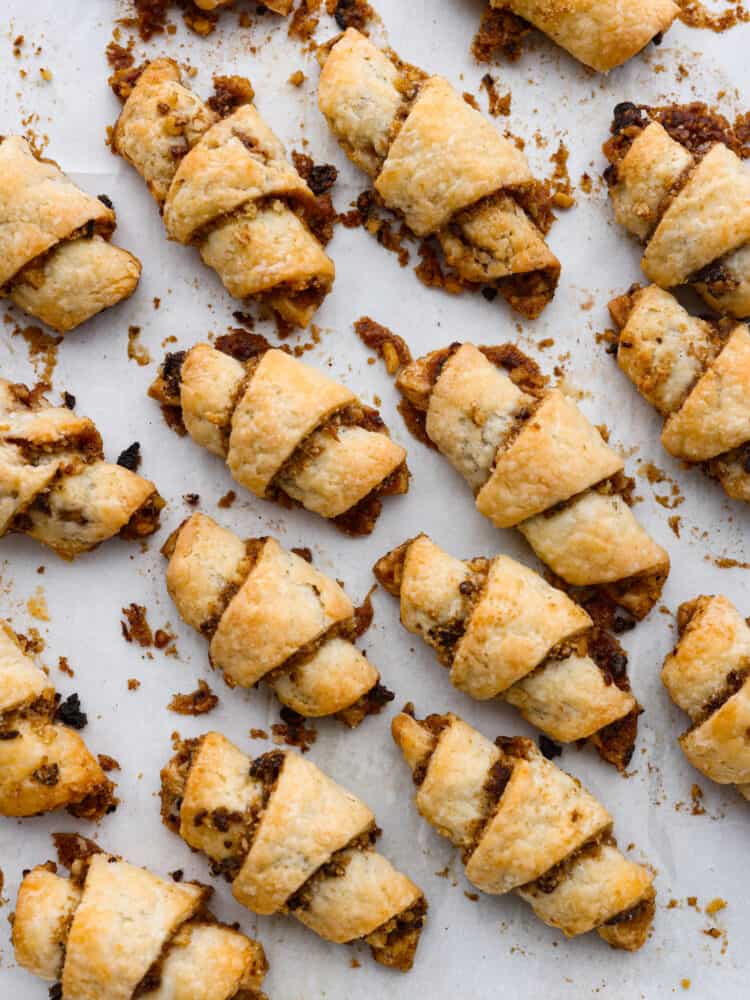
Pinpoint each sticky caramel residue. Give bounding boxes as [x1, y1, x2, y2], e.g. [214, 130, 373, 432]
[10, 320, 61, 388]
[127, 326, 150, 367]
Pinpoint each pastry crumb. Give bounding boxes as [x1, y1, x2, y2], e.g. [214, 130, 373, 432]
[27, 586, 49, 621]
[127, 678, 141, 691]
[168, 679, 219, 716]
[127, 326, 150, 366]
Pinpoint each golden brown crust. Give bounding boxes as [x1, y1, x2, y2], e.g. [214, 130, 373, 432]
[375, 536, 638, 761]
[0, 380, 162, 558]
[13, 850, 267, 999]
[0, 620, 113, 818]
[392, 711, 655, 948]
[605, 107, 750, 318]
[113, 58, 333, 328]
[492, 0, 678, 72]
[611, 284, 750, 501]
[161, 732, 426, 970]
[392, 343, 669, 617]
[663, 595, 750, 795]
[0, 136, 140, 331]
[164, 513, 385, 722]
[151, 342, 408, 532]
[318, 28, 558, 318]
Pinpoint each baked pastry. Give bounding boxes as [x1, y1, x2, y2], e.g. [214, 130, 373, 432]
[662, 595, 750, 800]
[609, 284, 750, 502]
[374, 534, 639, 769]
[163, 512, 391, 725]
[0, 380, 163, 558]
[13, 835, 268, 998]
[604, 103, 750, 318]
[0, 135, 141, 332]
[112, 58, 334, 328]
[483, 1, 677, 72]
[0, 622, 115, 818]
[150, 335, 408, 534]
[393, 708, 655, 950]
[394, 341, 670, 618]
[161, 731, 427, 970]
[318, 28, 559, 319]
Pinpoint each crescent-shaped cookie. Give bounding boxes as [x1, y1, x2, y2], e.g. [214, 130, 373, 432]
[374, 535, 639, 770]
[318, 28, 559, 319]
[0, 621, 115, 818]
[149, 336, 408, 534]
[163, 512, 391, 725]
[0, 135, 141, 332]
[662, 595, 750, 800]
[13, 837, 268, 999]
[112, 58, 334, 328]
[609, 283, 750, 502]
[393, 709, 655, 950]
[161, 731, 426, 970]
[483, 0, 677, 72]
[0, 380, 163, 558]
[394, 342, 670, 618]
[604, 103, 750, 317]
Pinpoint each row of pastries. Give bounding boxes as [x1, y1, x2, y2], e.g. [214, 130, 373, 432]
[2, 6, 750, 997]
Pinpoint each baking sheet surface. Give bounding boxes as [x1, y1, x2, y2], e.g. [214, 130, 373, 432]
[1, 2, 749, 996]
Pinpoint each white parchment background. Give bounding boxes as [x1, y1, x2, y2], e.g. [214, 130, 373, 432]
[1, 1, 749, 996]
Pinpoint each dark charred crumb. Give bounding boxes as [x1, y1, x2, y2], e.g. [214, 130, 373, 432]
[0, 731, 20, 741]
[539, 735, 563, 759]
[271, 708, 317, 753]
[183, 493, 200, 506]
[32, 763, 60, 786]
[49, 985, 62, 1000]
[464, 891, 480, 902]
[53, 832, 103, 870]
[327, 0, 374, 31]
[98, 193, 114, 210]
[472, 6, 531, 63]
[291, 546, 313, 562]
[215, 329, 272, 362]
[168, 680, 219, 716]
[55, 693, 87, 731]
[62, 391, 76, 409]
[481, 286, 498, 301]
[154, 628, 174, 650]
[116, 441, 142, 472]
[121, 603, 153, 647]
[207, 75, 255, 117]
[170, 868, 184, 882]
[354, 317, 412, 373]
[292, 151, 338, 195]
[217, 490, 236, 509]
[97, 754, 120, 773]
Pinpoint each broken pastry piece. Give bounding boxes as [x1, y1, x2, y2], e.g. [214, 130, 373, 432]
[112, 58, 334, 327]
[150, 337, 408, 534]
[163, 512, 392, 726]
[318, 28, 559, 319]
[0, 622, 115, 818]
[394, 341, 670, 618]
[161, 732, 427, 970]
[482, 1, 677, 72]
[604, 102, 750, 317]
[13, 836, 268, 999]
[609, 284, 750, 503]
[0, 136, 141, 332]
[0, 380, 163, 558]
[663, 595, 750, 801]
[374, 535, 639, 770]
[393, 709, 655, 950]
